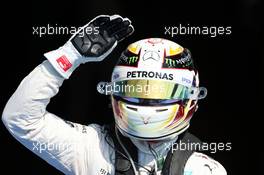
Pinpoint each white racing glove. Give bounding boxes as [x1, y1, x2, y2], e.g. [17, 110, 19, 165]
[44, 15, 134, 78]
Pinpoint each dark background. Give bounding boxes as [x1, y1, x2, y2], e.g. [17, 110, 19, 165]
[1, 0, 263, 174]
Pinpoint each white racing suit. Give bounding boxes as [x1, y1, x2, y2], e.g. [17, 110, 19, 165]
[2, 61, 227, 175]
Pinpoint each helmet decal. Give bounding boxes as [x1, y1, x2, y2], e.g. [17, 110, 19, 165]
[116, 49, 141, 67]
[162, 49, 194, 69]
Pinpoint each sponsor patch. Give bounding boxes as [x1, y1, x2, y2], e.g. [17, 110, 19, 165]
[162, 49, 193, 69]
[56, 55, 72, 71]
[127, 71, 173, 80]
[117, 50, 140, 67]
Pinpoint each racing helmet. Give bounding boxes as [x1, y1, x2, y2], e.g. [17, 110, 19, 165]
[98, 38, 207, 140]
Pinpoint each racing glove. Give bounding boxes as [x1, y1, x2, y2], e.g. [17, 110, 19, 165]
[44, 15, 134, 79]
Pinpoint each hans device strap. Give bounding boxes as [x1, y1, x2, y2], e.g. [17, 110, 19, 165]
[105, 125, 202, 175]
[161, 132, 202, 175]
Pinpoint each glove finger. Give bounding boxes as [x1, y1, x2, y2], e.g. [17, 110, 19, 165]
[123, 17, 132, 24]
[101, 17, 123, 31]
[107, 20, 131, 36]
[92, 16, 110, 26]
[114, 26, 134, 41]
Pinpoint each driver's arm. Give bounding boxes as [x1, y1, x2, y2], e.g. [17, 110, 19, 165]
[2, 15, 133, 174]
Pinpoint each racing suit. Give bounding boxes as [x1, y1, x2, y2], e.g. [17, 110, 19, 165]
[2, 15, 227, 175]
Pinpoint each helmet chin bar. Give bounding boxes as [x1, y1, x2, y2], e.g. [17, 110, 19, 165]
[116, 124, 190, 141]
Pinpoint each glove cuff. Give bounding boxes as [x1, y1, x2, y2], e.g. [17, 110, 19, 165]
[44, 42, 82, 79]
